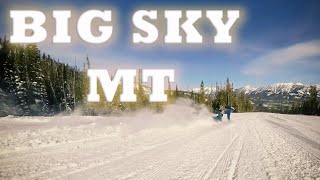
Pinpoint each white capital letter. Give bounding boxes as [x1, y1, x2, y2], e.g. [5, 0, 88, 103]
[182, 10, 203, 43]
[133, 10, 158, 43]
[206, 10, 240, 43]
[164, 11, 182, 43]
[77, 10, 113, 43]
[87, 69, 136, 102]
[165, 10, 202, 43]
[10, 10, 47, 43]
[142, 69, 174, 102]
[53, 11, 71, 43]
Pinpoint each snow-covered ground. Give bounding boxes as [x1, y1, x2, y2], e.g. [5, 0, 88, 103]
[0, 100, 320, 179]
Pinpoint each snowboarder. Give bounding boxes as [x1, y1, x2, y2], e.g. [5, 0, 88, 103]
[225, 105, 234, 121]
[216, 107, 223, 121]
[212, 101, 223, 121]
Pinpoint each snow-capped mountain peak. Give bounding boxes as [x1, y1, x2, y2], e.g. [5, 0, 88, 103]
[238, 85, 257, 94]
[238, 82, 320, 108]
[188, 87, 216, 94]
[242, 82, 311, 95]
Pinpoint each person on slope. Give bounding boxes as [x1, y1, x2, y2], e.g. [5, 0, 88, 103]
[225, 105, 234, 121]
[216, 106, 224, 121]
[212, 101, 223, 121]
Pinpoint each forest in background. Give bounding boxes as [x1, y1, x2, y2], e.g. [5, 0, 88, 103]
[0, 37, 83, 116]
[3, 36, 317, 116]
[278, 86, 319, 116]
[0, 36, 254, 117]
[0, 37, 169, 116]
[176, 78, 254, 113]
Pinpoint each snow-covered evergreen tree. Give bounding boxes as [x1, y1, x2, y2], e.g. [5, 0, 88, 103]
[199, 80, 205, 103]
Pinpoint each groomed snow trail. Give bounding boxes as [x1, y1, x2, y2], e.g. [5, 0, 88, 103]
[0, 104, 320, 179]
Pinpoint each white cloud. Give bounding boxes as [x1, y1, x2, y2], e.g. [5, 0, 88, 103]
[242, 40, 320, 76]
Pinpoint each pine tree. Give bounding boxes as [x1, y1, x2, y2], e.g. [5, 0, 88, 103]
[0, 37, 91, 115]
[22, 44, 49, 115]
[2, 41, 16, 96]
[190, 90, 194, 100]
[199, 80, 205, 104]
[0, 37, 18, 115]
[14, 45, 31, 115]
[0, 36, 169, 115]
[167, 79, 174, 103]
[209, 78, 253, 113]
[83, 56, 91, 101]
[41, 54, 58, 114]
[225, 78, 232, 106]
[136, 69, 148, 109]
[175, 85, 179, 97]
[301, 86, 319, 115]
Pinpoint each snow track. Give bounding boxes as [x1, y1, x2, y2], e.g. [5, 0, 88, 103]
[0, 111, 320, 179]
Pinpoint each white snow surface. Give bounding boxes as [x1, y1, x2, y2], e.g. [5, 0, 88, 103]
[0, 99, 320, 179]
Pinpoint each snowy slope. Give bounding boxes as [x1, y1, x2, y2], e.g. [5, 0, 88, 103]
[0, 100, 320, 179]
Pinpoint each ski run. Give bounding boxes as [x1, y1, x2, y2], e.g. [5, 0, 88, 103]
[0, 100, 319, 179]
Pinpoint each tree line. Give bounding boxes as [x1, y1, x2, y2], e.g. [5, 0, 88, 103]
[256, 86, 320, 116]
[0, 37, 85, 116]
[0, 36, 260, 117]
[174, 78, 254, 113]
[289, 86, 320, 115]
[0, 37, 164, 116]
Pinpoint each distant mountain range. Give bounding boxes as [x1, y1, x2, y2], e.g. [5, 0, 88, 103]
[188, 82, 320, 109]
[238, 82, 320, 109]
[188, 87, 217, 94]
[238, 82, 320, 95]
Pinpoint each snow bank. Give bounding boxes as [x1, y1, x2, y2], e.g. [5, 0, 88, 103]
[114, 98, 212, 131]
[0, 99, 213, 153]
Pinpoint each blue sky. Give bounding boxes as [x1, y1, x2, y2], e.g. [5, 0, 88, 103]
[1, 0, 320, 89]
